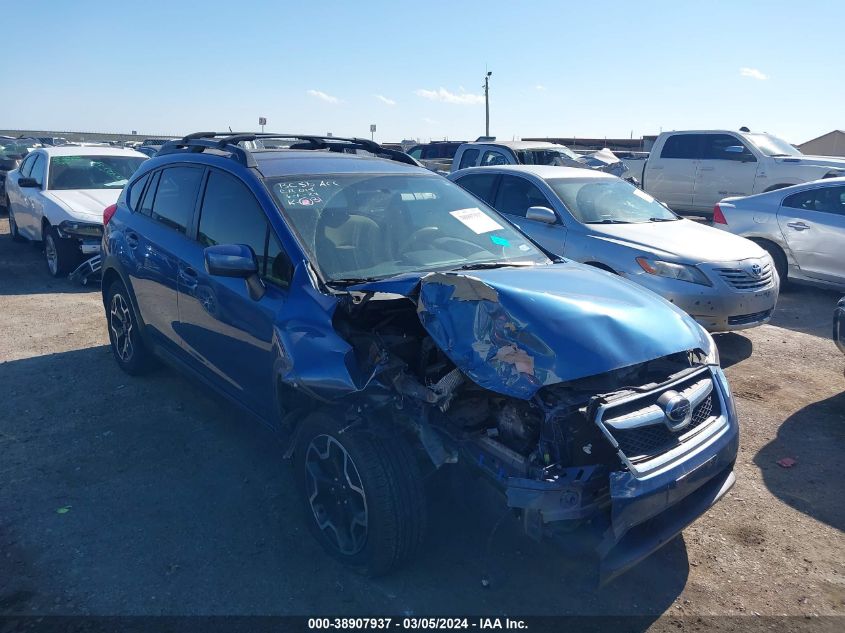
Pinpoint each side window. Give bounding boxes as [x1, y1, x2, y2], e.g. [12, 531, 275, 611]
[481, 150, 508, 166]
[149, 166, 203, 233]
[702, 134, 755, 161]
[458, 148, 480, 169]
[127, 173, 150, 211]
[785, 186, 845, 216]
[139, 171, 160, 216]
[19, 153, 36, 177]
[660, 134, 703, 159]
[29, 154, 46, 186]
[198, 170, 293, 287]
[455, 174, 498, 204]
[494, 175, 553, 218]
[407, 147, 422, 160]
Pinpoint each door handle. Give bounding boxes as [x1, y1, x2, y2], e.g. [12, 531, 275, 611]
[179, 266, 199, 287]
[786, 222, 810, 231]
[650, 166, 663, 170]
[126, 231, 140, 248]
[699, 166, 714, 171]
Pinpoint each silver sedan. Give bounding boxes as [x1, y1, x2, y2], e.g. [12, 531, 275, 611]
[713, 178, 845, 291]
[449, 165, 779, 332]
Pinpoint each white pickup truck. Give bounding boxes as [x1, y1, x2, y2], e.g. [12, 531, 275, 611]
[627, 130, 845, 215]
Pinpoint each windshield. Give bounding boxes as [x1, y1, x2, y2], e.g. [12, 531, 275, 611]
[516, 146, 579, 165]
[744, 133, 802, 157]
[267, 174, 549, 283]
[548, 178, 678, 223]
[0, 140, 37, 159]
[48, 155, 146, 190]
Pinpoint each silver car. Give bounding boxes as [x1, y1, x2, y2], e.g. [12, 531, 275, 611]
[712, 178, 845, 291]
[449, 165, 779, 332]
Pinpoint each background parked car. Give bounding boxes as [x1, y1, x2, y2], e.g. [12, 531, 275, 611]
[0, 138, 40, 211]
[450, 165, 779, 331]
[713, 178, 845, 289]
[5, 146, 147, 276]
[451, 139, 628, 179]
[629, 130, 845, 217]
[406, 141, 466, 173]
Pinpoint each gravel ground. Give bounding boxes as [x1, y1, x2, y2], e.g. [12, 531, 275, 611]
[0, 222, 843, 629]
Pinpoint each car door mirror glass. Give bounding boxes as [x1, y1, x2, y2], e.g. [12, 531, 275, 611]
[204, 244, 259, 278]
[525, 206, 557, 224]
[18, 177, 39, 188]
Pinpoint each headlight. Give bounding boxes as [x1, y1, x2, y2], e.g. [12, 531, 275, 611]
[58, 220, 103, 238]
[636, 257, 712, 286]
[702, 329, 720, 366]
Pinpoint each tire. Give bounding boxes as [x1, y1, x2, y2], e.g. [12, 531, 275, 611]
[752, 239, 788, 285]
[8, 200, 25, 242]
[295, 411, 427, 576]
[44, 224, 80, 277]
[105, 280, 156, 375]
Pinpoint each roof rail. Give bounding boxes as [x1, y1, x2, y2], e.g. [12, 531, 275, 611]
[157, 133, 421, 168]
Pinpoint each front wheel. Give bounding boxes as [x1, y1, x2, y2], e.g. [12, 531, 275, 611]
[44, 225, 80, 277]
[295, 411, 427, 576]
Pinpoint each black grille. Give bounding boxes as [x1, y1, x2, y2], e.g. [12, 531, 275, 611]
[607, 394, 719, 462]
[728, 309, 773, 326]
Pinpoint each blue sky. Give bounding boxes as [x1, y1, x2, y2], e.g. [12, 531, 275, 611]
[5, 0, 843, 144]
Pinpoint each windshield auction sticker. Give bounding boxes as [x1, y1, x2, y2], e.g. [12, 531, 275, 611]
[449, 208, 503, 234]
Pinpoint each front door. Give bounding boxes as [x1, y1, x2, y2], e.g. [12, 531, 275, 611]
[778, 184, 845, 283]
[491, 174, 568, 255]
[692, 134, 759, 213]
[176, 169, 293, 420]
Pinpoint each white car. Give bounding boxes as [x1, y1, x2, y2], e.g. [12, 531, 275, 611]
[713, 178, 845, 290]
[630, 130, 845, 216]
[5, 147, 147, 276]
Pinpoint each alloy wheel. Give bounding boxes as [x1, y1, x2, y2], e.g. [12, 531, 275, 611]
[305, 434, 368, 556]
[109, 293, 134, 363]
[45, 234, 58, 275]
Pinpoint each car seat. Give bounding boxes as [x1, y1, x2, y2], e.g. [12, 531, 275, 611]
[315, 209, 384, 278]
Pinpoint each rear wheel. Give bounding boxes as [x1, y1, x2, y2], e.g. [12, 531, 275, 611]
[106, 280, 156, 375]
[295, 411, 427, 576]
[44, 225, 80, 277]
[8, 199, 24, 242]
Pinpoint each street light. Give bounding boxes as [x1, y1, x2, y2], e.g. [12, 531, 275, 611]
[484, 71, 492, 137]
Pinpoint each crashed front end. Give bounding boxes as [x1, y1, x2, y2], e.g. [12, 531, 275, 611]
[275, 262, 738, 581]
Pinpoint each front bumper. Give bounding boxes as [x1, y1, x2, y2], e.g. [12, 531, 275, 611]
[498, 366, 739, 582]
[834, 298, 845, 354]
[627, 266, 778, 332]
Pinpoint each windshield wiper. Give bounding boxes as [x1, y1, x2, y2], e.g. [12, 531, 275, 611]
[585, 219, 631, 224]
[768, 153, 791, 157]
[326, 276, 385, 286]
[453, 261, 535, 271]
[648, 217, 678, 222]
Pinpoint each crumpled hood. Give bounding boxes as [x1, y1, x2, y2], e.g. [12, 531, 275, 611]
[44, 189, 119, 222]
[413, 262, 710, 399]
[588, 218, 765, 264]
[776, 155, 845, 171]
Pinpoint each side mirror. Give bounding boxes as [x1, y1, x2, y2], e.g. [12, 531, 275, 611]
[525, 206, 557, 224]
[18, 177, 39, 188]
[724, 145, 745, 154]
[204, 244, 265, 300]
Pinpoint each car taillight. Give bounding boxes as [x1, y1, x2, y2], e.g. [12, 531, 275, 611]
[103, 203, 118, 226]
[712, 204, 727, 225]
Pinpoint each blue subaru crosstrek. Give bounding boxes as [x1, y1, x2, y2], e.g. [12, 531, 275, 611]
[101, 133, 739, 581]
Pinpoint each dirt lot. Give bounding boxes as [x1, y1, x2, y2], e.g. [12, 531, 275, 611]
[1, 221, 843, 628]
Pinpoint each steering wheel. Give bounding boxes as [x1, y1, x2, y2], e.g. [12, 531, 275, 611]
[399, 227, 440, 253]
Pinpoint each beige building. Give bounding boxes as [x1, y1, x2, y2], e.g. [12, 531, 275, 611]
[798, 130, 845, 157]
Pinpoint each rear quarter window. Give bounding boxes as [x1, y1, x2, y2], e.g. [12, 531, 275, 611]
[126, 173, 150, 211]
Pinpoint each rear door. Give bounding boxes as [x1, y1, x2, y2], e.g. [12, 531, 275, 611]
[125, 165, 204, 353]
[778, 184, 845, 283]
[644, 133, 702, 211]
[176, 168, 294, 419]
[491, 174, 568, 254]
[692, 134, 758, 213]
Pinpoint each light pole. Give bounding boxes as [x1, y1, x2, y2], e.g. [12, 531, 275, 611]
[484, 71, 492, 136]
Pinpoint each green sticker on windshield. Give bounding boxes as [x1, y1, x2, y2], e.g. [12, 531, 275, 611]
[490, 235, 510, 247]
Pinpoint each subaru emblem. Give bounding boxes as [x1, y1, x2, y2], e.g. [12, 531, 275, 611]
[657, 391, 692, 431]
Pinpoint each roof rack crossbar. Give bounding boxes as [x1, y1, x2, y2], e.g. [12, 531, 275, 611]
[157, 133, 420, 168]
